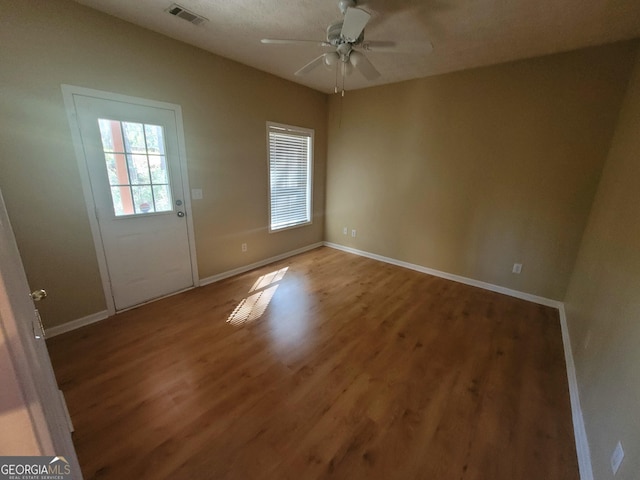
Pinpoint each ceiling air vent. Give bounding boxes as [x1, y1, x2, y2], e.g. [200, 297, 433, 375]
[166, 3, 208, 26]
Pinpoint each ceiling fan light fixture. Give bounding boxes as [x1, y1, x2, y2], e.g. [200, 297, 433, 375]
[349, 50, 363, 66]
[324, 52, 340, 67]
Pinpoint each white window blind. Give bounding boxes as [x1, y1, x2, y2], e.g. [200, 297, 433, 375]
[267, 122, 313, 231]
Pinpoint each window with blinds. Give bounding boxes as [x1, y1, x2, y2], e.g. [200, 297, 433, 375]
[267, 122, 313, 232]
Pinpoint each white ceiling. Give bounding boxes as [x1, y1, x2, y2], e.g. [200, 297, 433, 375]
[73, 0, 640, 93]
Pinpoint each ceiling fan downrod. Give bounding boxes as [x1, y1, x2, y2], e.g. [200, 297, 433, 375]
[338, 0, 357, 15]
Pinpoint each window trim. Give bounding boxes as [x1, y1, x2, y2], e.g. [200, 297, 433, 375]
[266, 121, 314, 233]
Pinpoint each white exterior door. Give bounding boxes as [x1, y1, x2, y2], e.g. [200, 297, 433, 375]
[66, 90, 196, 311]
[0, 188, 81, 476]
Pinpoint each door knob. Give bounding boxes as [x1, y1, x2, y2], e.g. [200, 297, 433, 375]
[177, 211, 185, 217]
[31, 289, 47, 301]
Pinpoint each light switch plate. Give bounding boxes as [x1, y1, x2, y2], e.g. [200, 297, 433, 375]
[191, 188, 203, 200]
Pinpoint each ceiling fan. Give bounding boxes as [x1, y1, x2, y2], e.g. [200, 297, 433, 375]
[261, 0, 433, 94]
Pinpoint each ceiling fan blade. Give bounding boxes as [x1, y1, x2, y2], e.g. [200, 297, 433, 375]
[261, 38, 331, 47]
[341, 7, 371, 42]
[295, 55, 326, 76]
[361, 41, 397, 52]
[349, 51, 380, 80]
[362, 39, 433, 54]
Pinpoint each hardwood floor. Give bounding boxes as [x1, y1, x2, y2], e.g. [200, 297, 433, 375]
[47, 247, 579, 480]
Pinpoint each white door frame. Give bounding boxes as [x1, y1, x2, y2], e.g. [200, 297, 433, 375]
[61, 85, 199, 316]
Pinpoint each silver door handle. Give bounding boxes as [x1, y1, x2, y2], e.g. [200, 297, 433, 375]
[31, 289, 47, 301]
[177, 211, 185, 217]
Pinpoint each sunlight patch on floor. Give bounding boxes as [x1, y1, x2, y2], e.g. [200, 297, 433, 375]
[249, 267, 288, 292]
[227, 267, 289, 326]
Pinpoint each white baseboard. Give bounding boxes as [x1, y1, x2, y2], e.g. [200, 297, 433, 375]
[46, 310, 109, 338]
[324, 241, 593, 480]
[45, 242, 324, 337]
[558, 304, 594, 480]
[323, 242, 562, 308]
[199, 242, 324, 286]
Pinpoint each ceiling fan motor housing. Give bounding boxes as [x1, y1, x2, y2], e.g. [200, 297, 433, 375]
[326, 21, 363, 48]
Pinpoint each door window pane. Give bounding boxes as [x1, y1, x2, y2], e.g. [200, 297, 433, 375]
[153, 185, 172, 212]
[145, 124, 165, 155]
[122, 122, 146, 153]
[110, 186, 127, 216]
[149, 155, 168, 184]
[98, 119, 173, 216]
[104, 153, 120, 185]
[132, 186, 155, 214]
[127, 154, 151, 185]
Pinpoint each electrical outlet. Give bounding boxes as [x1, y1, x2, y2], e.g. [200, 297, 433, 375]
[241, 243, 247, 253]
[512, 263, 522, 274]
[351, 229, 357, 238]
[343, 227, 348, 235]
[611, 441, 624, 475]
[583, 330, 592, 350]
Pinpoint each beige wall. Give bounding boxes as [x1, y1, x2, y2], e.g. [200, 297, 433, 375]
[564, 49, 640, 480]
[0, 0, 326, 328]
[326, 42, 636, 299]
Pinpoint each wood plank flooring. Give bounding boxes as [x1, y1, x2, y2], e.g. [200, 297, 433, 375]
[47, 247, 579, 480]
